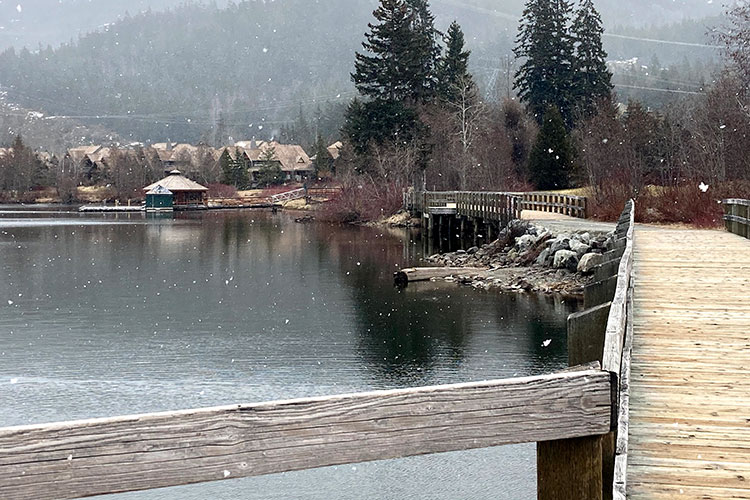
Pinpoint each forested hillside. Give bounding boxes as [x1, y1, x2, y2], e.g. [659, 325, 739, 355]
[0, 0, 727, 147]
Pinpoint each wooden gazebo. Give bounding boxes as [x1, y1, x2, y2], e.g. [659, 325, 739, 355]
[143, 170, 208, 209]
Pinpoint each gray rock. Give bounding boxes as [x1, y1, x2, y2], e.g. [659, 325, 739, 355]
[467, 246, 479, 255]
[553, 250, 579, 272]
[550, 236, 571, 255]
[577, 253, 604, 274]
[569, 239, 590, 258]
[456, 249, 467, 255]
[507, 250, 519, 262]
[535, 248, 551, 267]
[577, 232, 591, 244]
[515, 234, 537, 253]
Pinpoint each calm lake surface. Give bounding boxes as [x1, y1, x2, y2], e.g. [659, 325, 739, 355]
[0, 206, 579, 500]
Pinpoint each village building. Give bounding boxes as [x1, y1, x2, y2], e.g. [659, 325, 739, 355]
[327, 141, 343, 161]
[143, 169, 208, 209]
[236, 141, 314, 182]
[64, 145, 110, 184]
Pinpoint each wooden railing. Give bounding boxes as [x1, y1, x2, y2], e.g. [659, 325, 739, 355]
[454, 191, 521, 223]
[0, 368, 615, 500]
[605, 201, 635, 500]
[723, 198, 750, 238]
[516, 192, 588, 219]
[404, 190, 587, 220]
[563, 200, 635, 500]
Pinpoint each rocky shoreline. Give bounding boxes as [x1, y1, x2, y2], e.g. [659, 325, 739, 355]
[422, 220, 616, 297]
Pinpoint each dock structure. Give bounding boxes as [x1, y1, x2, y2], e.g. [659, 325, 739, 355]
[625, 226, 750, 499]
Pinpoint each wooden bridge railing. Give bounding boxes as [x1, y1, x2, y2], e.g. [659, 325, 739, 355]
[0, 368, 614, 500]
[563, 200, 635, 500]
[516, 192, 588, 219]
[723, 198, 750, 238]
[404, 190, 587, 220]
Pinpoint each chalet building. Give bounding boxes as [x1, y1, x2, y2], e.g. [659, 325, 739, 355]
[240, 141, 314, 182]
[64, 145, 111, 184]
[327, 141, 343, 161]
[143, 169, 208, 208]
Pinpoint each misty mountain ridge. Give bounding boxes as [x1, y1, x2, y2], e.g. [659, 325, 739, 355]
[0, 0, 727, 148]
[0, 0, 725, 51]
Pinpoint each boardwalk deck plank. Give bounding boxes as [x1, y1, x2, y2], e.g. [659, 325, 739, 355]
[627, 228, 750, 499]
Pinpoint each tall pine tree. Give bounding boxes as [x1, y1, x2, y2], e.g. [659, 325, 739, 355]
[513, 0, 576, 128]
[404, 0, 442, 102]
[346, 0, 439, 177]
[571, 0, 613, 117]
[352, 0, 438, 103]
[437, 21, 473, 104]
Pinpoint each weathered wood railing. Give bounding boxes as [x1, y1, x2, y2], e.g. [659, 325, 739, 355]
[404, 190, 587, 220]
[454, 191, 521, 223]
[563, 200, 635, 500]
[0, 368, 614, 500]
[723, 198, 750, 238]
[516, 192, 588, 219]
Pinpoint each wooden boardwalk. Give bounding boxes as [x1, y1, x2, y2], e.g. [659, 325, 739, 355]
[627, 227, 750, 499]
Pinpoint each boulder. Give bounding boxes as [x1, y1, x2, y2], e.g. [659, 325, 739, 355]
[515, 234, 537, 253]
[576, 232, 592, 244]
[553, 250, 579, 272]
[535, 248, 551, 267]
[569, 239, 590, 258]
[549, 235, 571, 255]
[467, 246, 480, 255]
[577, 253, 604, 274]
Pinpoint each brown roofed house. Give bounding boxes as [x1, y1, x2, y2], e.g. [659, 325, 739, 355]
[143, 169, 208, 208]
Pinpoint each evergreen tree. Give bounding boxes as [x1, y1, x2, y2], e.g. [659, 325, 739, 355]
[352, 0, 439, 104]
[219, 149, 233, 185]
[571, 0, 613, 117]
[256, 146, 284, 186]
[527, 107, 573, 189]
[342, 98, 421, 157]
[311, 133, 330, 177]
[404, 0, 442, 102]
[437, 21, 473, 103]
[514, 0, 576, 127]
[232, 147, 250, 189]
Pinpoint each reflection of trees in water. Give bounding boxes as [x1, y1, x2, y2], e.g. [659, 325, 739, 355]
[311, 222, 580, 384]
[309, 223, 450, 383]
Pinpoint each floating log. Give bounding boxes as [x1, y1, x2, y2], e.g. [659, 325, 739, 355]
[394, 267, 489, 285]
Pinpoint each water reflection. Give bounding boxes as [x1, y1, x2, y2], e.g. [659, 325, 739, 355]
[0, 208, 579, 500]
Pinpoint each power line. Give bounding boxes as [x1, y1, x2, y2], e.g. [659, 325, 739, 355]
[614, 83, 706, 95]
[602, 33, 722, 49]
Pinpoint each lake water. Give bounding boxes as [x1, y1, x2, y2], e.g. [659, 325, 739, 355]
[0, 207, 579, 500]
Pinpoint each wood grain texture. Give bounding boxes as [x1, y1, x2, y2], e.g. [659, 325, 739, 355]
[0, 370, 612, 500]
[602, 202, 634, 375]
[626, 227, 750, 499]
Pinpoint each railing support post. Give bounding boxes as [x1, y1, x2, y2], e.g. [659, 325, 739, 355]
[537, 436, 604, 500]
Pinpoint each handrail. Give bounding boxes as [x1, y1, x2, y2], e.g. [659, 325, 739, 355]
[600, 199, 635, 500]
[0, 368, 614, 500]
[404, 190, 587, 219]
[270, 187, 307, 204]
[722, 198, 750, 239]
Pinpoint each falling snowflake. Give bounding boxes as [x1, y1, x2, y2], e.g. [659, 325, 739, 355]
[542, 339, 552, 347]
[699, 182, 709, 193]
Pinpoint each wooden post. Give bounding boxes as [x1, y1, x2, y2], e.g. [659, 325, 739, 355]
[538, 436, 604, 500]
